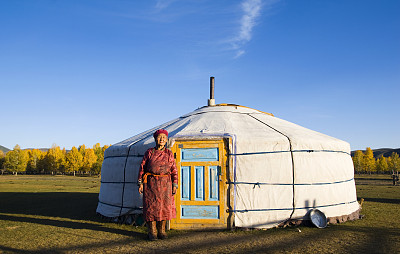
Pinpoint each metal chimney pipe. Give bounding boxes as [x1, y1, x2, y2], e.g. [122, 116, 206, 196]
[208, 76, 216, 106]
[210, 77, 215, 99]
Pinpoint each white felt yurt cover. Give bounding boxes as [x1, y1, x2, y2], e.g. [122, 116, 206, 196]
[96, 105, 359, 229]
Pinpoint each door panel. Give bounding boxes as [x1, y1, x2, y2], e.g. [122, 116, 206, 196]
[171, 139, 227, 229]
[181, 148, 219, 162]
[181, 166, 190, 200]
[194, 166, 204, 200]
[209, 166, 219, 201]
[181, 205, 219, 219]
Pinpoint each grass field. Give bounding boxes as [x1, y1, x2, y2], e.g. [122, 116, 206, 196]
[0, 175, 399, 253]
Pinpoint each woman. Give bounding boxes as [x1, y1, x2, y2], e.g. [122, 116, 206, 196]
[138, 129, 178, 240]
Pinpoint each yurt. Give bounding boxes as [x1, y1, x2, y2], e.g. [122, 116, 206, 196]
[97, 80, 360, 229]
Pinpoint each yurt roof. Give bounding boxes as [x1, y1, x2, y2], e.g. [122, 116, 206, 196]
[105, 103, 350, 158]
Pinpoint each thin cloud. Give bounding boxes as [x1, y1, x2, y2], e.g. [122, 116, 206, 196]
[238, 0, 263, 42]
[155, 0, 178, 11]
[234, 50, 246, 59]
[231, 0, 279, 58]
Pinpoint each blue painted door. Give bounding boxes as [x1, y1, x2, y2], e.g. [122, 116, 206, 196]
[171, 140, 227, 228]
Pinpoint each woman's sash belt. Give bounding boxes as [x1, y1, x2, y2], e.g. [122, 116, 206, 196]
[143, 172, 170, 183]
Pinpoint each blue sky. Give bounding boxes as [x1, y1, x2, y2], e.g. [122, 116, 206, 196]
[1, 0, 399, 151]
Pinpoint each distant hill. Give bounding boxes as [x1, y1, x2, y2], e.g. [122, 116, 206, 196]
[23, 148, 50, 152]
[351, 148, 400, 158]
[0, 145, 10, 153]
[0, 146, 49, 153]
[0, 146, 72, 154]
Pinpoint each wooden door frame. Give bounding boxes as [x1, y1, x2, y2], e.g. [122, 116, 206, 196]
[169, 137, 232, 229]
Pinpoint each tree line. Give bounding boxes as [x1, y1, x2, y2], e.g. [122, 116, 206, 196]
[0, 143, 110, 175]
[1, 144, 399, 175]
[352, 147, 400, 174]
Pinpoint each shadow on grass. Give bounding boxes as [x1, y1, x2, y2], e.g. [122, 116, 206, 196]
[357, 197, 400, 204]
[143, 225, 400, 253]
[243, 225, 400, 254]
[1, 224, 397, 253]
[0, 236, 138, 254]
[0, 192, 100, 221]
[0, 214, 143, 239]
[355, 178, 392, 181]
[1, 192, 399, 253]
[0, 192, 147, 239]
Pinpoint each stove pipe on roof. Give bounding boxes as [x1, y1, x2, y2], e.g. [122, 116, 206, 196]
[208, 76, 216, 106]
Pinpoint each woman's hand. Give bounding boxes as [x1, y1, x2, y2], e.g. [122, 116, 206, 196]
[138, 184, 143, 194]
[172, 186, 177, 195]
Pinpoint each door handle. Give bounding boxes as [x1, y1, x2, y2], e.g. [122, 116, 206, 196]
[217, 166, 222, 181]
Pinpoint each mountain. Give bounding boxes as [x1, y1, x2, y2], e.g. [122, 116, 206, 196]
[23, 148, 50, 152]
[0, 145, 10, 153]
[351, 148, 400, 158]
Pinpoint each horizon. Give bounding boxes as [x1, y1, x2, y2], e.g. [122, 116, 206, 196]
[1, 143, 399, 153]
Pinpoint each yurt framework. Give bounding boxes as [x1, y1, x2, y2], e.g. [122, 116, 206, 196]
[97, 77, 360, 229]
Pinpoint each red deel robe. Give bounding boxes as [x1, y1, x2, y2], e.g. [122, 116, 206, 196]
[138, 147, 178, 221]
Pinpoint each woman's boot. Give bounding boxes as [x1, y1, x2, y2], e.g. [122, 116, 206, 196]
[157, 220, 168, 240]
[147, 221, 158, 241]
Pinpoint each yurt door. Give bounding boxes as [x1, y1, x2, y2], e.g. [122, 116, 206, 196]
[171, 139, 227, 229]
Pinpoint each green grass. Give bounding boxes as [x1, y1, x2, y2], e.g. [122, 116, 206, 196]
[0, 175, 399, 253]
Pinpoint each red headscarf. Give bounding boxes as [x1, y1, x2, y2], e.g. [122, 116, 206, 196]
[153, 129, 168, 138]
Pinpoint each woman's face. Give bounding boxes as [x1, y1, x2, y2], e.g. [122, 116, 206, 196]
[155, 133, 168, 148]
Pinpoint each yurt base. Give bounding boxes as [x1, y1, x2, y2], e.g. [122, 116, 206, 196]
[96, 213, 146, 227]
[97, 208, 362, 230]
[326, 209, 362, 225]
[277, 208, 362, 228]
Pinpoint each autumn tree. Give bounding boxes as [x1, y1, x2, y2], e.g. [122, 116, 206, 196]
[93, 144, 111, 175]
[78, 144, 86, 157]
[0, 150, 5, 174]
[2, 143, 111, 175]
[26, 149, 44, 173]
[102, 144, 110, 154]
[4, 145, 28, 175]
[43, 145, 65, 173]
[81, 147, 97, 173]
[375, 156, 388, 173]
[362, 147, 376, 174]
[388, 152, 400, 173]
[91, 143, 103, 174]
[65, 146, 83, 174]
[352, 150, 364, 173]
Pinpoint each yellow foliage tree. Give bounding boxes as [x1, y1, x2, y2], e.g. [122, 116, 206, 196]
[78, 144, 86, 157]
[65, 146, 83, 174]
[93, 143, 101, 152]
[375, 156, 388, 173]
[0, 150, 6, 173]
[44, 145, 65, 173]
[388, 152, 400, 172]
[352, 150, 364, 173]
[81, 148, 97, 173]
[4, 145, 28, 174]
[91, 143, 103, 174]
[102, 144, 110, 154]
[90, 144, 111, 174]
[362, 147, 376, 174]
[27, 149, 45, 173]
